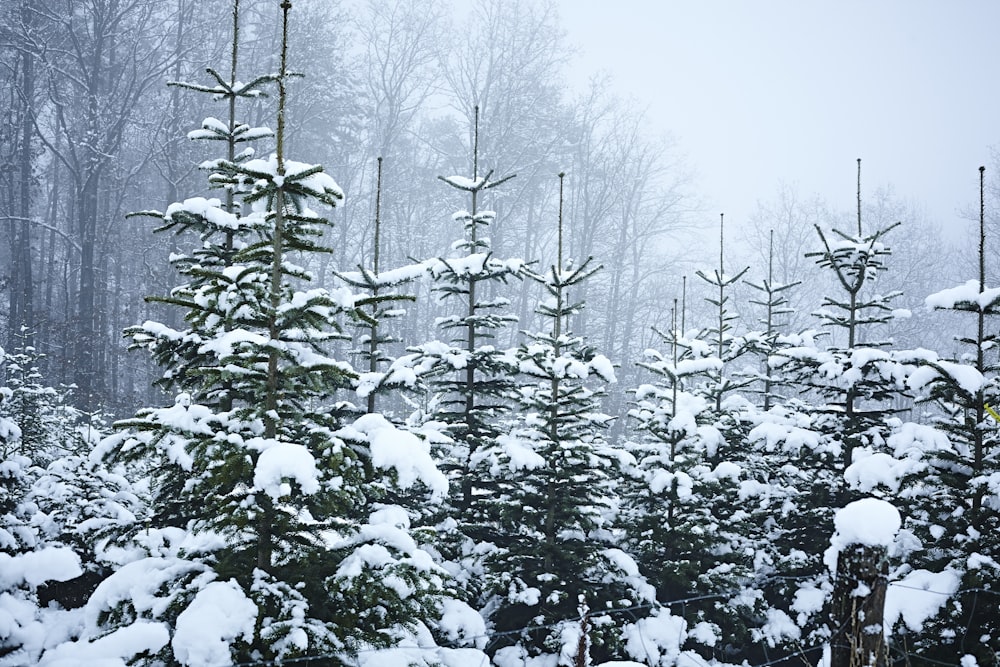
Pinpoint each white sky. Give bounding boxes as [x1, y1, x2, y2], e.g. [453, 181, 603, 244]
[556, 0, 1000, 230]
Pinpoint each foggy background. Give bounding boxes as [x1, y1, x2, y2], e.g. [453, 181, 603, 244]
[558, 0, 1000, 230]
[2, 0, 998, 418]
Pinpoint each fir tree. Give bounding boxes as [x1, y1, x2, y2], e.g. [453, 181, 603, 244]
[127, 0, 276, 409]
[738, 229, 802, 411]
[405, 106, 524, 604]
[0, 348, 143, 664]
[902, 166, 1000, 664]
[694, 213, 750, 415]
[755, 160, 912, 654]
[90, 3, 450, 663]
[336, 156, 426, 416]
[624, 301, 752, 662]
[1, 333, 77, 464]
[482, 173, 633, 662]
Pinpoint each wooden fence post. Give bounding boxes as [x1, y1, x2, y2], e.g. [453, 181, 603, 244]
[828, 498, 900, 667]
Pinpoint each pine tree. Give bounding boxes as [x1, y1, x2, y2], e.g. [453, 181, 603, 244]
[336, 156, 426, 416]
[482, 173, 635, 662]
[87, 3, 450, 663]
[654, 213, 759, 658]
[739, 229, 802, 411]
[1, 347, 143, 664]
[902, 166, 1000, 664]
[0, 355, 77, 665]
[694, 213, 750, 416]
[405, 106, 524, 603]
[755, 160, 912, 653]
[119, 0, 277, 535]
[1, 333, 77, 463]
[624, 299, 753, 662]
[0, 348, 30, 559]
[127, 0, 276, 409]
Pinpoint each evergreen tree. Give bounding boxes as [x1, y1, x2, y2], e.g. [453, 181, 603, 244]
[694, 213, 750, 416]
[0, 353, 78, 665]
[0, 348, 143, 664]
[624, 301, 753, 663]
[902, 166, 1000, 664]
[0, 348, 30, 560]
[654, 213, 758, 659]
[482, 173, 635, 662]
[738, 229, 802, 411]
[754, 160, 912, 654]
[126, 0, 275, 408]
[405, 106, 524, 601]
[336, 157, 426, 416]
[86, 3, 451, 663]
[1, 333, 77, 463]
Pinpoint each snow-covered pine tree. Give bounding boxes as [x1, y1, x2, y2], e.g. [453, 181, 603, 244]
[645, 213, 761, 658]
[624, 298, 753, 662]
[714, 230, 816, 660]
[902, 166, 1000, 664]
[127, 0, 275, 409]
[336, 157, 426, 415]
[84, 3, 453, 664]
[738, 229, 802, 411]
[1, 333, 77, 463]
[480, 173, 635, 663]
[755, 160, 911, 654]
[117, 0, 277, 539]
[690, 213, 757, 563]
[0, 346, 146, 664]
[0, 353, 83, 664]
[405, 107, 524, 599]
[694, 213, 750, 416]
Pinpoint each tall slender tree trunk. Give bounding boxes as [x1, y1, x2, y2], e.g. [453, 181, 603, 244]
[74, 13, 108, 410]
[10, 23, 36, 350]
[76, 171, 102, 409]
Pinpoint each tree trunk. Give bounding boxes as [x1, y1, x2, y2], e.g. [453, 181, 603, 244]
[76, 172, 101, 410]
[9, 23, 36, 350]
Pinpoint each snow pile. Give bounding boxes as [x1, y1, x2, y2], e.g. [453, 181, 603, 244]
[908, 359, 987, 396]
[254, 441, 321, 500]
[429, 253, 524, 280]
[338, 260, 432, 287]
[602, 548, 657, 604]
[494, 433, 546, 472]
[171, 580, 258, 666]
[925, 279, 1000, 311]
[344, 413, 448, 499]
[791, 583, 828, 626]
[241, 154, 345, 203]
[746, 406, 821, 455]
[0, 547, 82, 588]
[437, 598, 487, 649]
[832, 498, 900, 548]
[328, 506, 443, 598]
[39, 622, 170, 667]
[621, 608, 687, 665]
[845, 449, 920, 493]
[885, 420, 952, 459]
[884, 568, 960, 633]
[754, 608, 801, 647]
[164, 196, 240, 230]
[83, 558, 206, 630]
[826, 498, 900, 572]
[440, 175, 486, 190]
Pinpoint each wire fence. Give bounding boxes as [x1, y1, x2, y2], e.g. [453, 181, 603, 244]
[205, 583, 998, 667]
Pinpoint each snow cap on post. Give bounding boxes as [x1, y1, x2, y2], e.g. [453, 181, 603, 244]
[825, 497, 901, 571]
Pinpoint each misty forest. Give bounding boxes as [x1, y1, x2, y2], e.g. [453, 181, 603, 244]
[1, 1, 998, 666]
